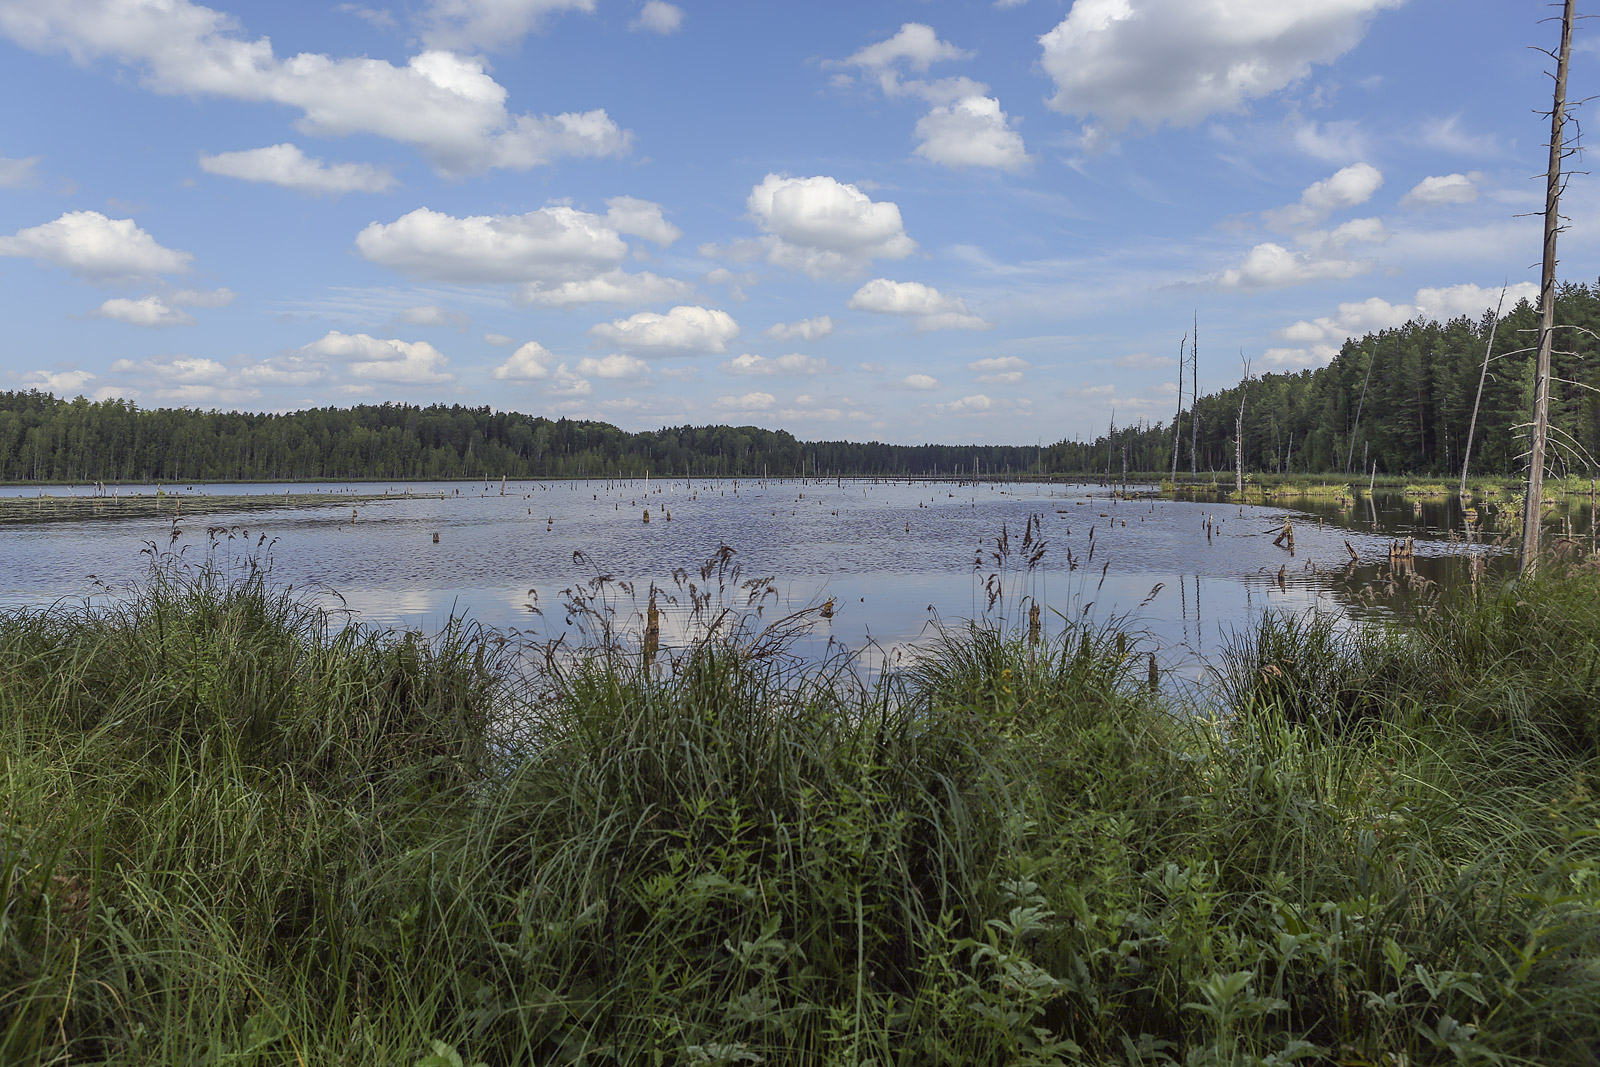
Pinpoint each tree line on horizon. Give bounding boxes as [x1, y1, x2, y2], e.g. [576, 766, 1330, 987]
[5, 279, 1600, 484]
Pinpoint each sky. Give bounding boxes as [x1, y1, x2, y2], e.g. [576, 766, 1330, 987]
[0, 0, 1592, 445]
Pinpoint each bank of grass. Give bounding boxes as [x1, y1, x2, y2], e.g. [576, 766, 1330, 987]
[5, 559, 1600, 1065]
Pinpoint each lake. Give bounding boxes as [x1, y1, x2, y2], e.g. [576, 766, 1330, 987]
[0, 478, 1519, 683]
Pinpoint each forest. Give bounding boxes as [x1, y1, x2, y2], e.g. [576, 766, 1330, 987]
[6, 279, 1600, 483]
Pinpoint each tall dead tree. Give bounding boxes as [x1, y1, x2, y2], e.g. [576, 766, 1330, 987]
[1459, 286, 1508, 496]
[1345, 350, 1374, 475]
[1171, 332, 1186, 482]
[1235, 353, 1252, 496]
[1190, 313, 1199, 479]
[1522, 0, 1576, 576]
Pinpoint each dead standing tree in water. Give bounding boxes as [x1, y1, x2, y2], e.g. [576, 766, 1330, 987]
[1191, 313, 1200, 479]
[1522, 0, 1578, 575]
[1459, 285, 1508, 497]
[1171, 332, 1187, 483]
[1235, 353, 1252, 496]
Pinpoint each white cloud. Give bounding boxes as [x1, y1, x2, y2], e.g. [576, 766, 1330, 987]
[302, 330, 453, 383]
[237, 354, 326, 387]
[0, 155, 39, 188]
[1260, 345, 1340, 368]
[742, 174, 916, 278]
[764, 315, 834, 342]
[418, 0, 594, 50]
[0, 0, 629, 176]
[1262, 163, 1383, 230]
[1400, 173, 1479, 208]
[22, 369, 95, 393]
[93, 295, 194, 327]
[484, 332, 515, 346]
[1418, 115, 1497, 157]
[968, 355, 1028, 383]
[576, 353, 650, 379]
[902, 373, 940, 390]
[658, 366, 698, 382]
[1039, 0, 1400, 132]
[492, 340, 555, 381]
[199, 143, 396, 194]
[938, 393, 994, 415]
[848, 278, 991, 331]
[1416, 282, 1539, 321]
[546, 363, 592, 396]
[605, 195, 680, 245]
[713, 391, 776, 412]
[110, 355, 228, 383]
[518, 269, 693, 307]
[630, 0, 683, 34]
[0, 211, 191, 280]
[722, 353, 830, 376]
[590, 305, 739, 353]
[914, 96, 1029, 171]
[843, 23, 968, 72]
[1217, 235, 1377, 290]
[356, 206, 627, 283]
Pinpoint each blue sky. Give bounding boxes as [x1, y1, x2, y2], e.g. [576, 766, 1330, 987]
[0, 0, 1588, 444]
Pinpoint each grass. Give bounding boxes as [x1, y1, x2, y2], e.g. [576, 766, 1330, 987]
[0, 490, 399, 525]
[4, 553, 1600, 1065]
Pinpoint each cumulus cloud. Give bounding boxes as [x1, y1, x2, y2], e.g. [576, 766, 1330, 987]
[545, 363, 592, 396]
[1039, 0, 1400, 136]
[605, 196, 680, 245]
[356, 206, 627, 283]
[0, 154, 39, 188]
[914, 96, 1029, 171]
[576, 353, 650, 379]
[937, 394, 994, 415]
[713, 391, 776, 412]
[301, 330, 452, 383]
[492, 340, 555, 381]
[1416, 281, 1538, 321]
[1217, 218, 1386, 289]
[901, 373, 940, 390]
[109, 355, 228, 383]
[0, 0, 629, 176]
[764, 315, 834, 342]
[93, 295, 194, 327]
[484, 332, 515, 346]
[0, 211, 191, 280]
[237, 354, 326, 387]
[21, 369, 96, 394]
[843, 23, 968, 72]
[589, 305, 740, 353]
[1262, 163, 1383, 231]
[848, 278, 991, 331]
[518, 269, 693, 307]
[199, 143, 396, 194]
[740, 174, 916, 278]
[1401, 173, 1479, 208]
[630, 0, 683, 33]
[968, 355, 1028, 384]
[722, 353, 830, 376]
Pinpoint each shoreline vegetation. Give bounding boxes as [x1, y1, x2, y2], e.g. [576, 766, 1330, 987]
[5, 554, 1600, 1065]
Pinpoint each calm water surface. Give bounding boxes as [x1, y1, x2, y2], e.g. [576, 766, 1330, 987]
[0, 478, 1521, 681]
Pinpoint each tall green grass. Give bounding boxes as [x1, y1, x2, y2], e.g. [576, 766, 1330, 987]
[4, 556, 1600, 1064]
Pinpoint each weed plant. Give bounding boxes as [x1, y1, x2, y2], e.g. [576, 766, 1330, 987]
[4, 552, 1600, 1064]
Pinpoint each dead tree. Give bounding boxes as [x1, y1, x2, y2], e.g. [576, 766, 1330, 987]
[1522, 0, 1576, 576]
[1190, 313, 1200, 479]
[1235, 353, 1252, 496]
[1459, 286, 1508, 496]
[1171, 332, 1186, 482]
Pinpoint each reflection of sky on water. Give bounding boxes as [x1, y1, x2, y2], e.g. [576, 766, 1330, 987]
[0, 478, 1527, 677]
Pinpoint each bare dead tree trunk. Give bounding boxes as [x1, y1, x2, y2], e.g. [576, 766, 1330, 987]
[1345, 351, 1374, 475]
[1459, 286, 1508, 496]
[1235, 354, 1251, 496]
[1190, 313, 1199, 480]
[1522, 0, 1574, 576]
[1171, 332, 1186, 483]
